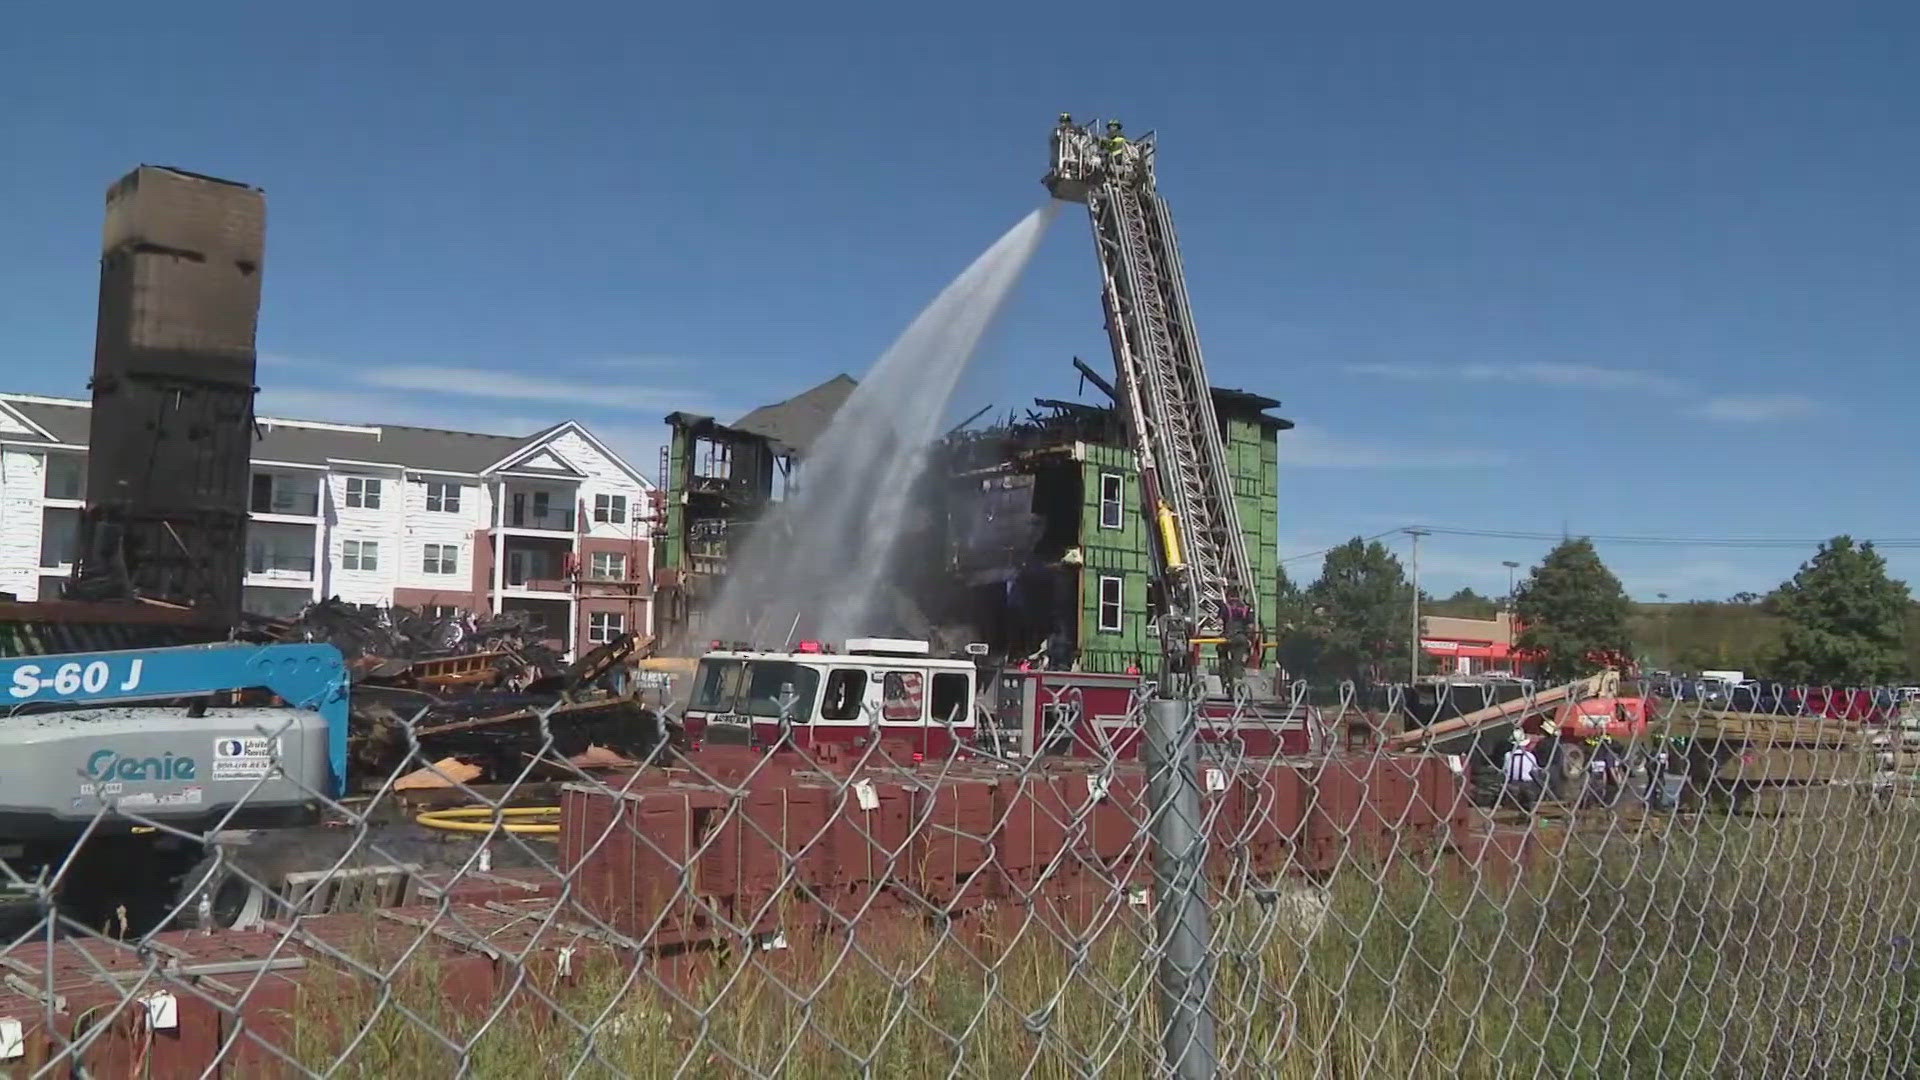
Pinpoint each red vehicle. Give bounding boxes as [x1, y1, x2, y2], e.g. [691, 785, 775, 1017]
[680, 638, 979, 760]
[980, 668, 1323, 760]
[1529, 696, 1652, 741]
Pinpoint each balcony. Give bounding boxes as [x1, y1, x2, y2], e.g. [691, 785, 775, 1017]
[498, 483, 577, 534]
[501, 535, 571, 595]
[251, 472, 321, 519]
[39, 507, 79, 569]
[246, 521, 317, 582]
[247, 550, 317, 582]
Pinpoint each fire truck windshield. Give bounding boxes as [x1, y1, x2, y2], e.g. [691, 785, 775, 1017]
[688, 658, 821, 719]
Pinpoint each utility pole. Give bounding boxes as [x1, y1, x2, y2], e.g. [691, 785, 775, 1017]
[1407, 529, 1429, 684]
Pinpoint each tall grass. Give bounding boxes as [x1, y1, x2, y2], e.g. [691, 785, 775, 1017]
[254, 794, 1920, 1077]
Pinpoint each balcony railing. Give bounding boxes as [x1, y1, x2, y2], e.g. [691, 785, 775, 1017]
[505, 508, 575, 531]
[248, 551, 317, 577]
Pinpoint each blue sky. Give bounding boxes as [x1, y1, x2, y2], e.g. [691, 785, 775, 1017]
[4, 8, 1918, 601]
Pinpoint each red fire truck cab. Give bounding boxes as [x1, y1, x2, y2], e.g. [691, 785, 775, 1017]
[680, 638, 979, 759]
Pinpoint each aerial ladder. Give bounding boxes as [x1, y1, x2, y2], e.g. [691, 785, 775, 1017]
[1047, 114, 1250, 1078]
[1044, 115, 1260, 693]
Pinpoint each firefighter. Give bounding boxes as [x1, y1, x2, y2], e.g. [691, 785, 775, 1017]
[1104, 120, 1131, 168]
[1218, 595, 1254, 688]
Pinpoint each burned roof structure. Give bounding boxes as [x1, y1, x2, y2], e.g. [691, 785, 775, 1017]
[655, 375, 859, 646]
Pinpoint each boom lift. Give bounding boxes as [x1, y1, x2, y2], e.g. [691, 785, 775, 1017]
[1044, 116, 1261, 692]
[0, 642, 347, 931]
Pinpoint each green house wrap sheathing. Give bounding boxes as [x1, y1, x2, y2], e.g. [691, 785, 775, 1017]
[1075, 411, 1282, 674]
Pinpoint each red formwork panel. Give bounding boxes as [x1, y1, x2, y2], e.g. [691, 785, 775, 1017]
[1228, 761, 1314, 877]
[828, 772, 916, 915]
[912, 778, 999, 910]
[562, 783, 728, 945]
[995, 772, 1082, 900]
[1087, 771, 1152, 889]
[1449, 826, 1538, 889]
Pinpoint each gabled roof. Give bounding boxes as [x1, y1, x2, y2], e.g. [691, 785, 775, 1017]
[729, 374, 857, 454]
[0, 392, 650, 486]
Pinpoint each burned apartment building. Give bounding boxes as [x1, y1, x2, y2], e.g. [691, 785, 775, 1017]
[653, 366, 1287, 673]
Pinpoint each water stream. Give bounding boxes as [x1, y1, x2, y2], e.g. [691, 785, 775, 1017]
[706, 204, 1058, 645]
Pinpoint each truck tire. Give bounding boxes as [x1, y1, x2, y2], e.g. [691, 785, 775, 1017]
[171, 849, 275, 931]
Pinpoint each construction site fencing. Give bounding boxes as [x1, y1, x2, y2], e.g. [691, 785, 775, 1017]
[4, 675, 1920, 1078]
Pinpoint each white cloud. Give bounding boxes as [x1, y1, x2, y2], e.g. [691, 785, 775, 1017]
[253, 387, 526, 434]
[355, 364, 709, 410]
[1697, 393, 1820, 423]
[1342, 361, 1683, 393]
[1284, 425, 1507, 469]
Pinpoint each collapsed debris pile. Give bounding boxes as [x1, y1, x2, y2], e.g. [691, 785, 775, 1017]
[245, 601, 677, 790]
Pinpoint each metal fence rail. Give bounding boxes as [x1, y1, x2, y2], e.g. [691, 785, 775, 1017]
[3, 678, 1918, 1077]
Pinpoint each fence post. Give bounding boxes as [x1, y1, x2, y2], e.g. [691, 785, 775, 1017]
[1143, 695, 1218, 1077]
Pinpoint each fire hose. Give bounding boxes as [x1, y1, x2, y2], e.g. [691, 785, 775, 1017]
[415, 805, 561, 836]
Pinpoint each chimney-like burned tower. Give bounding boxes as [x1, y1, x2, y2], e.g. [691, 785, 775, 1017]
[69, 166, 265, 625]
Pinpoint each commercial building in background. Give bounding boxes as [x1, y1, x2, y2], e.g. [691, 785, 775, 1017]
[1420, 613, 1517, 676]
[0, 393, 655, 658]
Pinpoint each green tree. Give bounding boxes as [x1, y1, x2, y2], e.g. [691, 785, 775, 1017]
[1297, 538, 1417, 684]
[1428, 587, 1500, 619]
[1514, 539, 1635, 681]
[1769, 536, 1911, 685]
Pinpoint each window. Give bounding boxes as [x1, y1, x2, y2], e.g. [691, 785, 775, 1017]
[820, 669, 868, 722]
[44, 455, 84, 501]
[930, 672, 970, 726]
[424, 605, 463, 620]
[1098, 472, 1124, 530]
[1098, 575, 1124, 632]
[594, 493, 628, 524]
[532, 491, 550, 519]
[689, 660, 820, 719]
[425, 482, 462, 514]
[589, 551, 628, 581]
[342, 540, 379, 571]
[345, 476, 382, 510]
[422, 543, 459, 575]
[587, 610, 626, 644]
[880, 671, 924, 722]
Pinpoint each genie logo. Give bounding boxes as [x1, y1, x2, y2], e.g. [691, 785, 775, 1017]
[85, 749, 197, 783]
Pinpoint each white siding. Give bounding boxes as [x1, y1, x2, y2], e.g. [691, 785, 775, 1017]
[399, 475, 485, 591]
[552, 430, 651, 540]
[0, 407, 36, 436]
[0, 449, 46, 599]
[327, 470, 402, 605]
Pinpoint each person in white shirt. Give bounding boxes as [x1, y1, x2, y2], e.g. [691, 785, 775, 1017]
[1502, 732, 1541, 810]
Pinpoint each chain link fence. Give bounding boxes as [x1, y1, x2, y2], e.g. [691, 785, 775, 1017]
[3, 668, 1918, 1077]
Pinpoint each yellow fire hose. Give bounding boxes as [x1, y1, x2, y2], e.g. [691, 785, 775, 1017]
[415, 805, 561, 836]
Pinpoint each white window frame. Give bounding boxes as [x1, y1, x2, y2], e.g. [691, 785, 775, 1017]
[1097, 575, 1124, 633]
[589, 551, 628, 581]
[345, 476, 383, 510]
[342, 539, 379, 572]
[1098, 472, 1124, 530]
[422, 543, 459, 575]
[588, 610, 626, 644]
[424, 605, 463, 621]
[425, 481, 462, 514]
[593, 493, 628, 525]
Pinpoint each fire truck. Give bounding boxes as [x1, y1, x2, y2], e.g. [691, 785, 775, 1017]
[680, 638, 977, 759]
[677, 637, 1325, 762]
